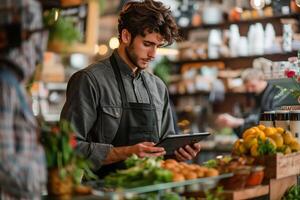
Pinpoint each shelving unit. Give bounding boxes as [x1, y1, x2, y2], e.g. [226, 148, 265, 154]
[173, 51, 298, 69]
[180, 13, 300, 35]
[40, 0, 85, 9]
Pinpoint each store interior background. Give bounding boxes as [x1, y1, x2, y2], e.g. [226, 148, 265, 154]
[36, 0, 300, 163]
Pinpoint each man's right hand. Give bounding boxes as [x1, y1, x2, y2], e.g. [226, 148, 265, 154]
[103, 142, 165, 165]
[216, 113, 244, 128]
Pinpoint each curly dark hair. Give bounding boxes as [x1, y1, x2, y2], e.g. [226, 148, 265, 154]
[118, 0, 180, 46]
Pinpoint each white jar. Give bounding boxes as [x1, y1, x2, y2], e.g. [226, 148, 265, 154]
[259, 111, 275, 127]
[275, 110, 290, 130]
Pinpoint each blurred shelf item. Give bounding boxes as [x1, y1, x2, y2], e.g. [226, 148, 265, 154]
[46, 0, 99, 55]
[173, 51, 298, 69]
[40, 0, 85, 9]
[180, 13, 300, 32]
[45, 82, 68, 90]
[43, 113, 61, 122]
[170, 91, 249, 99]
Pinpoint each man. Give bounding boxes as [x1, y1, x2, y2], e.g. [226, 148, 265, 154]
[61, 0, 201, 178]
[216, 68, 281, 137]
[0, 0, 48, 199]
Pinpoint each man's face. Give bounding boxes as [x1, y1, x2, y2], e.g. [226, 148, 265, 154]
[244, 79, 261, 94]
[125, 31, 165, 70]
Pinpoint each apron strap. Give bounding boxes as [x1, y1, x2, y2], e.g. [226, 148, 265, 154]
[110, 54, 129, 107]
[140, 73, 155, 107]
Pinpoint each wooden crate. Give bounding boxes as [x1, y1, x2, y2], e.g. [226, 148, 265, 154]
[255, 152, 300, 179]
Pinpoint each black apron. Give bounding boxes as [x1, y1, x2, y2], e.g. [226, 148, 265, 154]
[96, 54, 159, 178]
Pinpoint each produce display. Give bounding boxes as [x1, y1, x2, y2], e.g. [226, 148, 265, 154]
[104, 155, 220, 189]
[232, 125, 300, 157]
[204, 156, 264, 190]
[104, 155, 172, 188]
[161, 159, 219, 182]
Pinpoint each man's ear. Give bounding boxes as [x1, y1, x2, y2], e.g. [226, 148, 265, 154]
[121, 29, 131, 45]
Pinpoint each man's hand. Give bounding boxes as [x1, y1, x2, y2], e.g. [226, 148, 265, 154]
[103, 142, 165, 165]
[216, 113, 244, 128]
[129, 142, 166, 158]
[174, 142, 201, 162]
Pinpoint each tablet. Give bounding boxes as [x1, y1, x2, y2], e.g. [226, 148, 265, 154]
[155, 132, 211, 156]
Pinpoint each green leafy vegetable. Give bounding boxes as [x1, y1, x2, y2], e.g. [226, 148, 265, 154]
[283, 185, 300, 200]
[104, 155, 172, 188]
[257, 138, 276, 156]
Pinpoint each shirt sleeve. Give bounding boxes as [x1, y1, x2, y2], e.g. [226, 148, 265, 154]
[0, 80, 45, 198]
[60, 70, 112, 170]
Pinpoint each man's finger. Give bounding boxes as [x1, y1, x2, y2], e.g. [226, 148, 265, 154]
[178, 147, 192, 160]
[143, 145, 165, 153]
[174, 150, 185, 161]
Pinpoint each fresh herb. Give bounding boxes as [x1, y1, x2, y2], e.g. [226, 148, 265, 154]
[203, 159, 218, 168]
[257, 138, 276, 156]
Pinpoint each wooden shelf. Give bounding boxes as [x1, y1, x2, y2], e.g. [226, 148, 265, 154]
[40, 0, 86, 9]
[180, 13, 300, 32]
[173, 51, 298, 69]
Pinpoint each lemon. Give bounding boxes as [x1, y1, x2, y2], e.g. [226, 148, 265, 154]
[250, 144, 260, 157]
[284, 146, 292, 154]
[257, 124, 266, 131]
[238, 143, 247, 155]
[244, 138, 258, 149]
[256, 130, 266, 141]
[265, 137, 277, 148]
[276, 127, 285, 134]
[283, 131, 294, 145]
[289, 141, 300, 152]
[243, 128, 256, 139]
[269, 133, 284, 148]
[264, 127, 276, 137]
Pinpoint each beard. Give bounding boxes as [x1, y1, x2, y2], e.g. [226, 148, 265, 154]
[125, 44, 143, 70]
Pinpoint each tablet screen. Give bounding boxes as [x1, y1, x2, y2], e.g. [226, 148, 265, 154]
[155, 132, 211, 156]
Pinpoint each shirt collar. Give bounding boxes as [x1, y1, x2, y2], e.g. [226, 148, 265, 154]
[113, 50, 142, 79]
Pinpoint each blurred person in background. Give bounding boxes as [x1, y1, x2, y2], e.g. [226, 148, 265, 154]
[0, 0, 48, 199]
[61, 0, 201, 178]
[216, 68, 280, 137]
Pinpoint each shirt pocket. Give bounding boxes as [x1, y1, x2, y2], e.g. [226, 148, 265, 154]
[101, 106, 122, 143]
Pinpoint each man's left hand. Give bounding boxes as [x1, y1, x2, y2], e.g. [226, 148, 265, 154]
[174, 143, 201, 161]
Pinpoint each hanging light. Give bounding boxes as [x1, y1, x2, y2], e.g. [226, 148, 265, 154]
[250, 0, 265, 10]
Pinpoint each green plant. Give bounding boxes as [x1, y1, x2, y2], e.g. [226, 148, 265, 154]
[104, 155, 172, 188]
[44, 9, 81, 44]
[153, 56, 171, 85]
[41, 120, 97, 184]
[257, 137, 276, 156]
[282, 185, 300, 200]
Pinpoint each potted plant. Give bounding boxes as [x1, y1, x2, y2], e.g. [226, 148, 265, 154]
[41, 120, 96, 199]
[44, 9, 81, 52]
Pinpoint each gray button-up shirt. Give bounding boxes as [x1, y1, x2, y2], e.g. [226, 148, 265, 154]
[60, 51, 175, 170]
